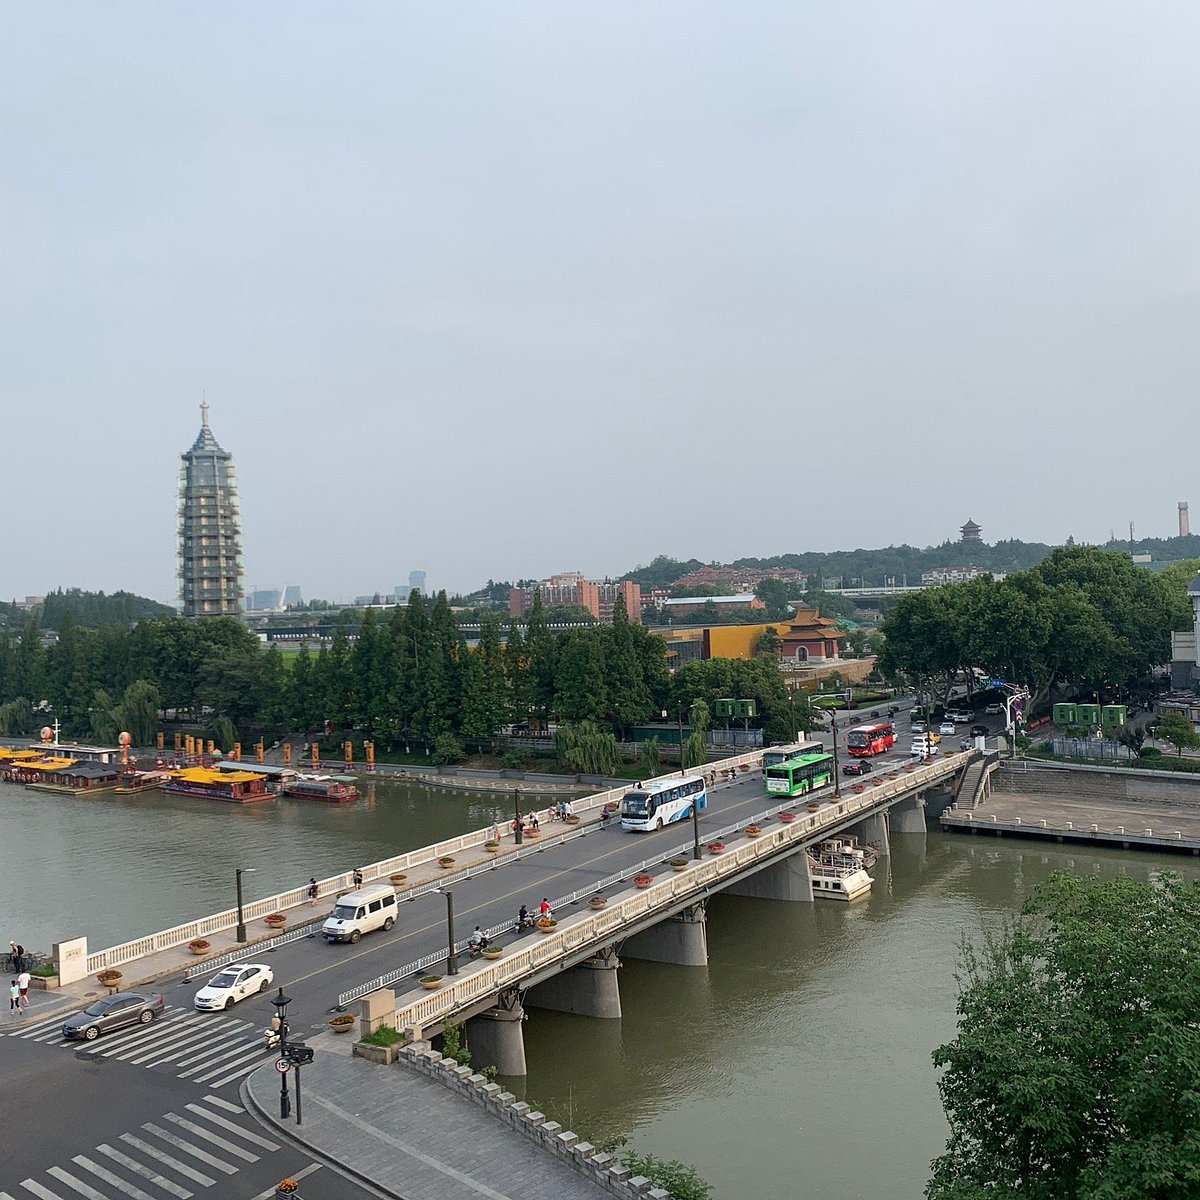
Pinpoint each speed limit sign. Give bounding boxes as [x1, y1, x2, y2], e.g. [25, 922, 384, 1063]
[275, 1058, 290, 1074]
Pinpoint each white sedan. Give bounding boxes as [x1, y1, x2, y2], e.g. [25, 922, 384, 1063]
[939, 721, 956, 735]
[194, 963, 274, 1011]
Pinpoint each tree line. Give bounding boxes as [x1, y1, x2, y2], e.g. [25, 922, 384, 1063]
[0, 590, 817, 754]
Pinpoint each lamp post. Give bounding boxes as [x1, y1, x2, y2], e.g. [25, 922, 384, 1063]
[235, 866, 256, 943]
[831, 714, 841, 796]
[1002, 687, 1030, 760]
[512, 787, 523, 846]
[677, 705, 686, 776]
[437, 888, 458, 976]
[273, 987, 292, 1120]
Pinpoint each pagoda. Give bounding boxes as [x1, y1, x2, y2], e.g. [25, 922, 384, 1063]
[959, 518, 982, 543]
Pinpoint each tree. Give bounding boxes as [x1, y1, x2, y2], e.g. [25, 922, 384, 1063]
[928, 871, 1200, 1200]
[753, 578, 792, 620]
[1156, 712, 1200, 758]
[753, 626, 782, 656]
[639, 737, 661, 777]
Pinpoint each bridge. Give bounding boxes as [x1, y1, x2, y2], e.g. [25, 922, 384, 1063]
[340, 751, 974, 1074]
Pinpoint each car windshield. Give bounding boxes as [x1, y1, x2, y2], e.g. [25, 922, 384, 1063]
[332, 903, 358, 920]
[621, 792, 649, 815]
[84, 999, 116, 1016]
[209, 971, 240, 989]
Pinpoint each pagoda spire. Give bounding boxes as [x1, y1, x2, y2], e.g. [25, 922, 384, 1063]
[200, 400, 210, 429]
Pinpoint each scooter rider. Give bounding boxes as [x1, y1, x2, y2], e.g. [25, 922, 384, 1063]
[516, 904, 532, 930]
[468, 926, 489, 953]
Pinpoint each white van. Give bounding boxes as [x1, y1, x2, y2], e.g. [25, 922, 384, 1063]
[322, 884, 398, 944]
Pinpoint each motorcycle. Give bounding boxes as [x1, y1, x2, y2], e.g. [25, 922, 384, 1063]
[514, 912, 536, 933]
[467, 937, 491, 958]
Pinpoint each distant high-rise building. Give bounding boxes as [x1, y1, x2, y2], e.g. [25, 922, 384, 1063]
[959, 518, 982, 543]
[282, 585, 304, 608]
[178, 403, 243, 618]
[509, 574, 642, 625]
[1180, 502, 1190, 537]
[409, 569, 427, 595]
[249, 589, 282, 611]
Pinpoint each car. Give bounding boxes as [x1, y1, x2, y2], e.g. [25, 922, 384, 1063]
[970, 724, 989, 737]
[63, 992, 164, 1041]
[887, 706, 899, 717]
[947, 710, 971, 723]
[842, 760, 872, 776]
[194, 963, 274, 1011]
[927, 731, 942, 744]
[938, 721, 956, 735]
[984, 703, 1003, 715]
[911, 720, 928, 734]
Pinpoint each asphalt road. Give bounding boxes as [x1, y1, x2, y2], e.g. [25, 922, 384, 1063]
[0, 1030, 383, 1199]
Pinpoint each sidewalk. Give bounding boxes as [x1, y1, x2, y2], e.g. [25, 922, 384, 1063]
[243, 1037, 613, 1200]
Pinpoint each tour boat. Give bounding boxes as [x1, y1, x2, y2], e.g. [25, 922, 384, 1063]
[114, 769, 172, 794]
[282, 774, 359, 804]
[25, 761, 122, 795]
[161, 766, 273, 804]
[3, 756, 77, 785]
[807, 839, 874, 901]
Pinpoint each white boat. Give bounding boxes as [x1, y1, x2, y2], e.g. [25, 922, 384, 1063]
[807, 838, 874, 901]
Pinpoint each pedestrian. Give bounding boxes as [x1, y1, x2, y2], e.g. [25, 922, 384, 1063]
[529, 812, 540, 831]
[307, 878, 319, 906]
[490, 820, 501, 842]
[546, 804, 557, 823]
[539, 897, 552, 919]
[352, 867, 364, 888]
[9, 980, 18, 1015]
[558, 800, 568, 820]
[9, 943, 23, 973]
[17, 969, 29, 1008]
[512, 815, 524, 837]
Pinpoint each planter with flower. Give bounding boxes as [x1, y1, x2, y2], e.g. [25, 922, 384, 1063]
[778, 811, 798, 824]
[275, 1180, 301, 1198]
[670, 857, 689, 872]
[852, 783, 866, 794]
[438, 856, 456, 870]
[708, 841, 727, 855]
[264, 913, 287, 930]
[329, 1013, 357, 1033]
[536, 917, 558, 934]
[588, 896, 607, 910]
[634, 873, 654, 889]
[745, 825, 763, 838]
[420, 975, 443, 990]
[96, 968, 123, 992]
[484, 840, 500, 853]
[389, 873, 408, 888]
[482, 945, 504, 960]
[187, 938, 211, 956]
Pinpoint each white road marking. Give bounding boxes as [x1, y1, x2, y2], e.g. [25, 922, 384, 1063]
[93, 1144, 193, 1199]
[118, 1134, 215, 1187]
[141, 1124, 238, 1176]
[160, 1114, 258, 1163]
[183, 1104, 279, 1151]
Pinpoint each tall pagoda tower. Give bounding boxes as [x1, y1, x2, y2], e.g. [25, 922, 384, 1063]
[178, 403, 243, 617]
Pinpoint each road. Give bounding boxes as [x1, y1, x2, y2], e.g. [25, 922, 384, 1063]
[0, 1029, 382, 1199]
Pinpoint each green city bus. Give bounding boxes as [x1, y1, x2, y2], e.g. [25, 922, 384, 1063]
[764, 752, 835, 797]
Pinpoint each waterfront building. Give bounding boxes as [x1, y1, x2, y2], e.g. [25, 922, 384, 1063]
[509, 573, 642, 625]
[178, 403, 244, 618]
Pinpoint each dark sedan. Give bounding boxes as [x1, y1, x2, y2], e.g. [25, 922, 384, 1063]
[842, 760, 873, 776]
[970, 724, 989, 737]
[62, 991, 164, 1041]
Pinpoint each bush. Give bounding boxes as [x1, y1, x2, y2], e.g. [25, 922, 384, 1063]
[31, 963, 56, 978]
[620, 1151, 712, 1200]
[431, 733, 466, 765]
[1139, 746, 1163, 759]
[500, 750, 526, 770]
[360, 1026, 405, 1048]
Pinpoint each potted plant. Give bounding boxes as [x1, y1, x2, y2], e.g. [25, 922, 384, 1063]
[482, 945, 504, 960]
[670, 857, 688, 872]
[524, 826, 541, 838]
[187, 938, 211, 955]
[806, 801, 820, 812]
[96, 968, 122, 991]
[589, 895, 607, 910]
[438, 856, 456, 869]
[563, 813, 581, 825]
[264, 913, 287, 929]
[634, 873, 654, 888]
[778, 812, 798, 823]
[484, 840, 500, 853]
[329, 1013, 357, 1033]
[536, 917, 558, 933]
[389, 872, 408, 887]
[420, 975, 443, 990]
[708, 841, 726, 855]
[745, 825, 763, 837]
[276, 1180, 301, 1198]
[852, 783, 866, 794]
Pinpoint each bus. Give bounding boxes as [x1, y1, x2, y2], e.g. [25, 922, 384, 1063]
[764, 752, 835, 797]
[846, 722, 895, 757]
[762, 740, 824, 768]
[620, 775, 708, 832]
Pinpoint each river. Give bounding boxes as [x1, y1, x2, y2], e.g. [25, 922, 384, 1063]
[4, 777, 1194, 1199]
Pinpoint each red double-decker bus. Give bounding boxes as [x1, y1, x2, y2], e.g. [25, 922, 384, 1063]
[846, 721, 896, 757]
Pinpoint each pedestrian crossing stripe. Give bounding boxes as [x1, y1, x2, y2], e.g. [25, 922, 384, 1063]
[3, 1005, 268, 1090]
[7, 1095, 321, 1199]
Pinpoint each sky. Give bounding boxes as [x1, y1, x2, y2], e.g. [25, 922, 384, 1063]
[4, 2, 1200, 604]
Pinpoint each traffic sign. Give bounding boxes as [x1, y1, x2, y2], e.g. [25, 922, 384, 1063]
[275, 1058, 291, 1074]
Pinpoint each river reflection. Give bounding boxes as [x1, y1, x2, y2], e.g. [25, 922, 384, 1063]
[515, 832, 1200, 1200]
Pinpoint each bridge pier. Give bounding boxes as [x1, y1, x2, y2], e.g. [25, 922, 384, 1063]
[725, 850, 814, 901]
[850, 810, 890, 856]
[526, 947, 623, 1019]
[466, 992, 527, 1077]
[889, 792, 927, 834]
[622, 902, 709, 966]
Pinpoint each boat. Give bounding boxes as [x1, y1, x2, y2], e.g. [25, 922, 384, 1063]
[3, 756, 77, 785]
[282, 774, 359, 804]
[831, 834, 880, 869]
[807, 838, 874, 901]
[161, 767, 273, 804]
[25, 761, 122, 795]
[114, 769, 172, 794]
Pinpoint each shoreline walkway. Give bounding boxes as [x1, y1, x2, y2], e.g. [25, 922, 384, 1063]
[243, 1039, 614, 1200]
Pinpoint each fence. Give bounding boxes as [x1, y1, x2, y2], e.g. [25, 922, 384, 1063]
[1050, 738, 1134, 763]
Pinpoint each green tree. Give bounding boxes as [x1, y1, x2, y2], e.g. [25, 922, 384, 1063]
[117, 679, 161, 747]
[639, 737, 661, 777]
[524, 594, 557, 728]
[554, 632, 607, 724]
[753, 625, 782, 656]
[1156, 712, 1200, 757]
[753, 578, 792, 620]
[556, 721, 621, 775]
[928, 871, 1200, 1200]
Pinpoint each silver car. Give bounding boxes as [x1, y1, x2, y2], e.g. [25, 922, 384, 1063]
[62, 992, 164, 1041]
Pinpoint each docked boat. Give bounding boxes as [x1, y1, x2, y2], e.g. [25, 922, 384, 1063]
[161, 767, 273, 804]
[25, 761, 122, 795]
[282, 774, 359, 804]
[807, 838, 874, 901]
[114, 769, 172, 794]
[3, 756, 77, 785]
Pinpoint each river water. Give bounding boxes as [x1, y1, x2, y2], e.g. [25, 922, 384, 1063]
[4, 777, 1194, 1199]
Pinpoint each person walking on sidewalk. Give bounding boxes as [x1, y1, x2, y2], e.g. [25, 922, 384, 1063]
[352, 867, 364, 888]
[9, 980, 19, 1015]
[307, 878, 319, 906]
[17, 969, 30, 1007]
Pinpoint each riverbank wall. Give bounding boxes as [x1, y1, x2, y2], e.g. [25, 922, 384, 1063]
[994, 759, 1200, 808]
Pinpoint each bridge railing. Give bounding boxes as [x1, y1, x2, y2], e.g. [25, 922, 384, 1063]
[84, 750, 767, 975]
[356, 753, 970, 1028]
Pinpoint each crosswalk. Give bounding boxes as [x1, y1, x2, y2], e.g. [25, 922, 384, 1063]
[6, 1005, 270, 1090]
[0, 1093, 321, 1199]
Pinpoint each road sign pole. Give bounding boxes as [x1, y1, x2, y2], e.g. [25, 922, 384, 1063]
[295, 1065, 302, 1125]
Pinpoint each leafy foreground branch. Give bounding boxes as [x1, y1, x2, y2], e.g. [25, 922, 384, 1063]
[927, 871, 1200, 1200]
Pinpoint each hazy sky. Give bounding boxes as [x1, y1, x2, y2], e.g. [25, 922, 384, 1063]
[4, 3, 1199, 604]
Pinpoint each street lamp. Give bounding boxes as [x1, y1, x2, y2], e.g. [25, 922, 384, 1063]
[512, 787, 523, 846]
[831, 713, 841, 796]
[677, 705, 686, 777]
[273, 987, 292, 1120]
[1002, 687, 1030, 760]
[235, 866, 256, 943]
[436, 888, 458, 976]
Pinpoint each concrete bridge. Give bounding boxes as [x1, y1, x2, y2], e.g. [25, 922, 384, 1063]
[349, 751, 975, 1074]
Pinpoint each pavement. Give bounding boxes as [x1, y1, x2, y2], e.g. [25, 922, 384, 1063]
[244, 1037, 612, 1200]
